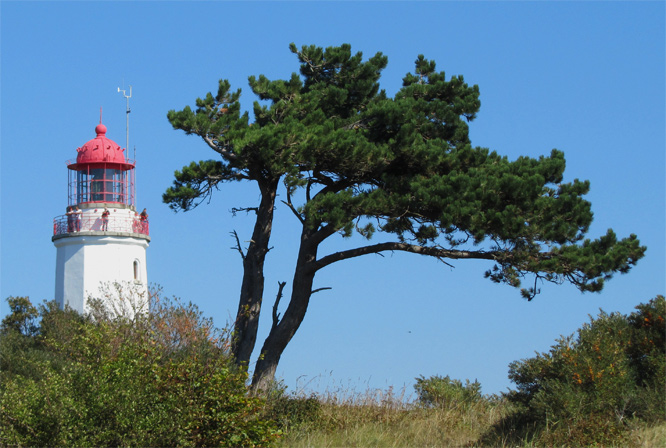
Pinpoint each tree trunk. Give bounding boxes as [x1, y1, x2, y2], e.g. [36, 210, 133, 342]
[251, 228, 319, 392]
[230, 179, 278, 367]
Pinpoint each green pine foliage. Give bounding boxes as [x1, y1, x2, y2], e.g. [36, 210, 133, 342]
[165, 42, 645, 299]
[0, 296, 279, 447]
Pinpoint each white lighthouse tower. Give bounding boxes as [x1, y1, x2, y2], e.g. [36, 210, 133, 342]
[52, 120, 150, 316]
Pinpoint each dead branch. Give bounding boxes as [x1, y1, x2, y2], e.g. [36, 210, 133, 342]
[230, 230, 246, 260]
[281, 199, 305, 224]
[271, 281, 287, 331]
[231, 207, 259, 216]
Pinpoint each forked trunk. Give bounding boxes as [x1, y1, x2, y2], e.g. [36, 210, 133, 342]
[230, 180, 278, 367]
[251, 230, 319, 392]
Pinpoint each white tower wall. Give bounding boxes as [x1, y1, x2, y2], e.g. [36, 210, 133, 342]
[53, 207, 150, 316]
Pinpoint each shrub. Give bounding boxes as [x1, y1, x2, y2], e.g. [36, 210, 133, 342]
[626, 296, 666, 422]
[414, 374, 483, 409]
[500, 296, 665, 446]
[0, 296, 38, 336]
[0, 294, 279, 447]
[264, 388, 322, 431]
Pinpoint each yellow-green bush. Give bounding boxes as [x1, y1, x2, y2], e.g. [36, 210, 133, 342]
[0, 295, 279, 447]
[414, 374, 483, 409]
[500, 296, 665, 446]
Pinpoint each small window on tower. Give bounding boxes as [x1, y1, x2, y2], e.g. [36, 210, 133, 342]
[133, 260, 140, 282]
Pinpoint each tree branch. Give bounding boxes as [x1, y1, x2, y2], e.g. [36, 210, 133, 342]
[281, 193, 305, 225]
[524, 274, 542, 301]
[306, 177, 313, 203]
[342, 118, 370, 130]
[313, 242, 499, 272]
[230, 230, 246, 260]
[271, 281, 287, 331]
[203, 135, 238, 161]
[311, 223, 338, 246]
[231, 207, 259, 216]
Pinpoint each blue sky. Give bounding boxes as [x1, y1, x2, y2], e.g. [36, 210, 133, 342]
[1, 1, 664, 396]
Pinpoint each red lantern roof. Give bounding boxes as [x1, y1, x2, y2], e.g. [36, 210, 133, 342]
[68, 123, 134, 170]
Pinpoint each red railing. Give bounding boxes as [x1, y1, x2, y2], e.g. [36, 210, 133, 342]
[53, 214, 149, 237]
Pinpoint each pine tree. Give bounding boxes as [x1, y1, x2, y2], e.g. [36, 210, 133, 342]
[164, 43, 645, 391]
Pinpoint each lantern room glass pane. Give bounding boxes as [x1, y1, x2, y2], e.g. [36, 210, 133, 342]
[90, 168, 104, 201]
[75, 167, 126, 204]
[76, 171, 90, 203]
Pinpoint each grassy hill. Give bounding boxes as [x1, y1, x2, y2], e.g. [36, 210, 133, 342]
[268, 385, 665, 447]
[269, 296, 665, 447]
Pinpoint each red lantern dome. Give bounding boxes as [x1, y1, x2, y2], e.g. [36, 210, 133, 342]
[68, 123, 134, 170]
[65, 122, 136, 207]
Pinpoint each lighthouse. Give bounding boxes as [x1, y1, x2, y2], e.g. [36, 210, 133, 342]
[52, 121, 150, 316]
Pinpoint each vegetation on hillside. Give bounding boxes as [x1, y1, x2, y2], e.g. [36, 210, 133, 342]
[1, 295, 662, 447]
[268, 296, 665, 447]
[0, 294, 278, 447]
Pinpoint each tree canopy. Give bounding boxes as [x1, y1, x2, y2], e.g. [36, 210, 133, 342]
[164, 43, 646, 391]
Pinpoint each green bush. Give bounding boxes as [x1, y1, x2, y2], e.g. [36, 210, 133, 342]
[0, 295, 279, 447]
[499, 295, 665, 446]
[259, 380, 322, 432]
[414, 374, 483, 409]
[0, 296, 38, 336]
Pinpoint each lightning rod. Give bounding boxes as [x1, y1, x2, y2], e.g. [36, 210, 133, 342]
[117, 85, 132, 160]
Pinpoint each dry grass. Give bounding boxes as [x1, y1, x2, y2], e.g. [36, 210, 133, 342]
[629, 422, 666, 448]
[274, 385, 665, 448]
[276, 387, 511, 448]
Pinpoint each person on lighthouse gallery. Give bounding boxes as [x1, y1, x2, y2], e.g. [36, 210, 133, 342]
[75, 206, 82, 232]
[140, 208, 148, 233]
[66, 206, 74, 233]
[101, 207, 110, 231]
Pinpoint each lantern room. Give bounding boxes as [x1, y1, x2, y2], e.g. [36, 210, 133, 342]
[66, 123, 136, 208]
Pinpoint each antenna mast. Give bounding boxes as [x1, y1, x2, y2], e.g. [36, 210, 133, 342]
[117, 85, 132, 160]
